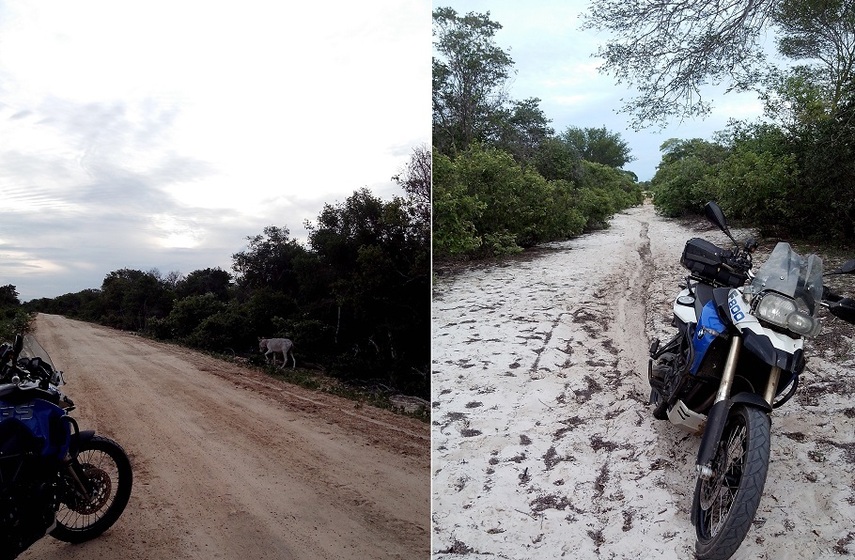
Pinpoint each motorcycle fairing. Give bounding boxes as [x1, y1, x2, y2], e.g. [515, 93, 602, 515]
[0, 417, 40, 456]
[727, 288, 804, 371]
[690, 300, 727, 374]
[742, 330, 805, 374]
[673, 288, 697, 324]
[0, 398, 70, 460]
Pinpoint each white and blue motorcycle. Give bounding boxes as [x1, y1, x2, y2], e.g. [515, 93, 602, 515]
[648, 202, 855, 560]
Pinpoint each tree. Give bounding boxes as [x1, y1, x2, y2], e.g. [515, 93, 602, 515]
[232, 226, 311, 296]
[775, 0, 855, 112]
[559, 126, 635, 168]
[651, 138, 729, 217]
[532, 137, 582, 183]
[432, 152, 484, 258]
[760, 66, 831, 132]
[307, 188, 429, 394]
[584, 0, 855, 128]
[0, 285, 20, 308]
[493, 98, 554, 163]
[584, 0, 775, 127]
[162, 293, 228, 340]
[99, 269, 173, 330]
[392, 145, 431, 247]
[176, 268, 232, 301]
[433, 7, 514, 154]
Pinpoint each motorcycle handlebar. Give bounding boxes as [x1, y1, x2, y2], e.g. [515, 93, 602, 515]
[827, 297, 855, 324]
[722, 249, 752, 276]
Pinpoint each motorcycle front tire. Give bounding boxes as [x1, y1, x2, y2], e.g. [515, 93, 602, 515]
[692, 405, 771, 560]
[51, 435, 133, 544]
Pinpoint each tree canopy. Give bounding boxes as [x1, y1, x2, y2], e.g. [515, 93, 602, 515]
[584, 0, 855, 128]
[432, 7, 515, 154]
[584, 0, 775, 127]
[560, 126, 635, 169]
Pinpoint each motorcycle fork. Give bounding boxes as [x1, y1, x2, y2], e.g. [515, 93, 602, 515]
[713, 336, 742, 404]
[696, 336, 778, 479]
[61, 455, 92, 501]
[763, 366, 782, 406]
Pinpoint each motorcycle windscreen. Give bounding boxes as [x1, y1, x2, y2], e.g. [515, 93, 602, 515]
[750, 242, 823, 315]
[690, 301, 727, 374]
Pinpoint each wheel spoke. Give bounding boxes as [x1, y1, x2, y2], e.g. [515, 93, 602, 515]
[57, 449, 120, 529]
[700, 420, 748, 537]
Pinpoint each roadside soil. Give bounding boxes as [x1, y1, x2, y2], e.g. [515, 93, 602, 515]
[432, 202, 855, 559]
[21, 313, 429, 560]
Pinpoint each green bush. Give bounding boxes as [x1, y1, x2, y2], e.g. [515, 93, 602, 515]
[0, 309, 32, 343]
[159, 293, 227, 340]
[185, 306, 251, 351]
[575, 161, 644, 229]
[707, 149, 797, 235]
[432, 144, 641, 259]
[432, 152, 484, 258]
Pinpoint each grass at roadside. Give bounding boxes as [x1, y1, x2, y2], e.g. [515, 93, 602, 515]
[207, 349, 431, 423]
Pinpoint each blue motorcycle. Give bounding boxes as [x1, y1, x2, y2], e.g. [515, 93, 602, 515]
[649, 202, 855, 560]
[0, 334, 133, 559]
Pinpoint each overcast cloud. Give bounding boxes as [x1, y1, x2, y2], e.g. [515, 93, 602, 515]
[437, 0, 770, 182]
[1, 0, 430, 301]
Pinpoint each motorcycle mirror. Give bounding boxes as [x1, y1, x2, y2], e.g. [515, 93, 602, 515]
[828, 297, 855, 324]
[828, 259, 855, 275]
[704, 201, 737, 245]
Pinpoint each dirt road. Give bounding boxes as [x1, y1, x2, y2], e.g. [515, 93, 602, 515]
[21, 314, 429, 560]
[432, 202, 855, 559]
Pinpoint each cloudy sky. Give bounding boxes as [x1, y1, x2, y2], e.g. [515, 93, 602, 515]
[1, 0, 430, 301]
[438, 0, 770, 182]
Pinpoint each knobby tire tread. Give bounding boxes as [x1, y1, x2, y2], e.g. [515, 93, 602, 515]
[693, 406, 770, 560]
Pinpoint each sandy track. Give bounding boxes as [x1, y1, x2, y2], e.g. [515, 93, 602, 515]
[432, 203, 855, 559]
[20, 314, 429, 560]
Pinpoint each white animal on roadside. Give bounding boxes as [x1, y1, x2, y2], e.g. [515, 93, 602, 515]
[258, 337, 296, 369]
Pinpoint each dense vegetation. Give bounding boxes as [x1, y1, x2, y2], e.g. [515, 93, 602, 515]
[0, 285, 30, 342]
[432, 8, 643, 260]
[19, 148, 430, 400]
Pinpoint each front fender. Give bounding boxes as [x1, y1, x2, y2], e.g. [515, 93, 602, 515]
[731, 392, 774, 412]
[69, 429, 96, 455]
[697, 393, 772, 468]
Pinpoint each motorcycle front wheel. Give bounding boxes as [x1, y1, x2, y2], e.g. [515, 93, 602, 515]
[692, 405, 770, 560]
[51, 435, 133, 544]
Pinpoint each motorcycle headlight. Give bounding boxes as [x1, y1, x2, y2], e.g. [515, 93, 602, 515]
[787, 312, 822, 337]
[755, 293, 821, 337]
[756, 293, 796, 327]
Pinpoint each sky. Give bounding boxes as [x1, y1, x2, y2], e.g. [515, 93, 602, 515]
[437, 0, 772, 183]
[0, 0, 431, 301]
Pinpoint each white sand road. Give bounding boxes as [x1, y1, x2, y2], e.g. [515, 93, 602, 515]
[19, 314, 429, 560]
[432, 203, 855, 559]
